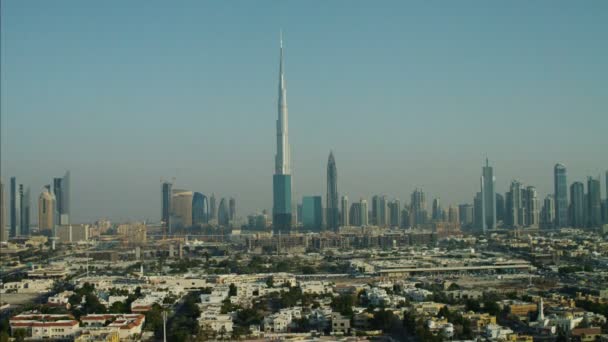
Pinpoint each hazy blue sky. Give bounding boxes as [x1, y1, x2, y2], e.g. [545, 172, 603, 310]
[1, 1, 607, 223]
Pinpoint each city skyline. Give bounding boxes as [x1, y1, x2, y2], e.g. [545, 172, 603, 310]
[2, 1, 608, 222]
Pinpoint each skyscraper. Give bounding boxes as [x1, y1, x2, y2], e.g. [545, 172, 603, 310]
[161, 181, 172, 234]
[192, 192, 208, 226]
[474, 192, 483, 231]
[448, 205, 459, 224]
[302, 196, 323, 231]
[481, 159, 496, 231]
[349, 202, 361, 227]
[209, 193, 217, 221]
[38, 186, 56, 232]
[218, 198, 230, 226]
[326, 152, 339, 232]
[496, 193, 505, 224]
[554, 163, 568, 228]
[459, 204, 474, 227]
[9, 178, 21, 237]
[541, 195, 555, 229]
[273, 33, 292, 234]
[388, 199, 401, 227]
[507, 180, 524, 227]
[569, 182, 585, 228]
[341, 195, 349, 227]
[587, 176, 602, 227]
[0, 180, 6, 242]
[371, 195, 380, 225]
[229, 197, 236, 221]
[360, 198, 368, 226]
[410, 189, 427, 227]
[18, 185, 31, 236]
[171, 189, 193, 229]
[53, 171, 71, 225]
[432, 198, 442, 221]
[524, 186, 539, 227]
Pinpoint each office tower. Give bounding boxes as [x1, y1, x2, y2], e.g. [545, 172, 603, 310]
[0, 180, 6, 241]
[459, 204, 474, 227]
[541, 195, 555, 229]
[371, 195, 380, 225]
[524, 186, 539, 227]
[297, 204, 303, 224]
[209, 193, 217, 221]
[161, 181, 173, 233]
[326, 152, 339, 232]
[507, 180, 524, 227]
[38, 186, 56, 232]
[474, 192, 483, 231]
[606, 170, 608, 201]
[480, 159, 497, 231]
[218, 198, 230, 226]
[171, 189, 193, 229]
[401, 207, 410, 228]
[272, 33, 293, 234]
[53, 171, 71, 225]
[554, 163, 568, 228]
[569, 182, 585, 228]
[302, 196, 323, 231]
[496, 193, 505, 223]
[10, 178, 20, 237]
[20, 185, 31, 236]
[388, 199, 401, 227]
[360, 199, 368, 226]
[349, 202, 361, 226]
[341, 196, 349, 227]
[229, 197, 236, 221]
[432, 198, 442, 221]
[192, 192, 208, 226]
[378, 196, 388, 226]
[410, 189, 427, 227]
[448, 205, 459, 224]
[291, 203, 298, 226]
[587, 176, 602, 227]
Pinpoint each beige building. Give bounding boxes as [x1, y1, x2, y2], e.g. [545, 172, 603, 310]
[57, 224, 89, 243]
[38, 186, 56, 232]
[172, 190, 193, 228]
[117, 222, 147, 245]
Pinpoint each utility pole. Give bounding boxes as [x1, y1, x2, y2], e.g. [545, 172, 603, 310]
[162, 310, 167, 342]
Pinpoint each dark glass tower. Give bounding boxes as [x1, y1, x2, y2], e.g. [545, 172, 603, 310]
[587, 176, 602, 227]
[481, 159, 496, 232]
[273, 33, 292, 234]
[326, 152, 339, 231]
[218, 198, 230, 227]
[569, 182, 585, 228]
[554, 164, 568, 228]
[161, 181, 172, 234]
[192, 192, 209, 226]
[10, 177, 20, 237]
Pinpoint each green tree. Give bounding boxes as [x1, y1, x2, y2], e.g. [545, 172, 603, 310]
[331, 294, 355, 317]
[229, 283, 237, 297]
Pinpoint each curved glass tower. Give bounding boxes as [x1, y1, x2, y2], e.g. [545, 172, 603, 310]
[192, 192, 209, 226]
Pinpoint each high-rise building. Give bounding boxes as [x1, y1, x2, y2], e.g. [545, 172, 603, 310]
[496, 193, 505, 224]
[20, 185, 31, 236]
[38, 186, 55, 232]
[378, 196, 388, 226]
[0, 180, 6, 242]
[401, 207, 411, 228]
[9, 178, 20, 237]
[209, 193, 217, 221]
[554, 163, 568, 228]
[459, 204, 474, 227]
[326, 152, 339, 232]
[161, 181, 173, 233]
[349, 202, 361, 227]
[587, 176, 602, 227]
[302, 196, 323, 231]
[272, 33, 292, 233]
[340, 196, 349, 227]
[474, 192, 483, 231]
[371, 195, 380, 225]
[218, 198, 230, 226]
[448, 205, 459, 224]
[410, 189, 427, 227]
[192, 192, 208, 226]
[432, 198, 442, 221]
[360, 199, 368, 226]
[569, 182, 585, 228]
[481, 159, 497, 231]
[507, 180, 526, 227]
[388, 199, 401, 227]
[524, 186, 539, 227]
[541, 195, 555, 229]
[171, 189, 193, 229]
[229, 197, 236, 221]
[53, 171, 71, 225]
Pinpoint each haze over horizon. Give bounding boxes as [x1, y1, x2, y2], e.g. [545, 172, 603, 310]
[1, 1, 607, 223]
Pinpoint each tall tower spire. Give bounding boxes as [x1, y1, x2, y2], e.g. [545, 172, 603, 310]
[276, 30, 290, 175]
[273, 31, 293, 234]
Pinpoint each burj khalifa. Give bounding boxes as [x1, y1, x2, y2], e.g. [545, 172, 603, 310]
[273, 32, 292, 233]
